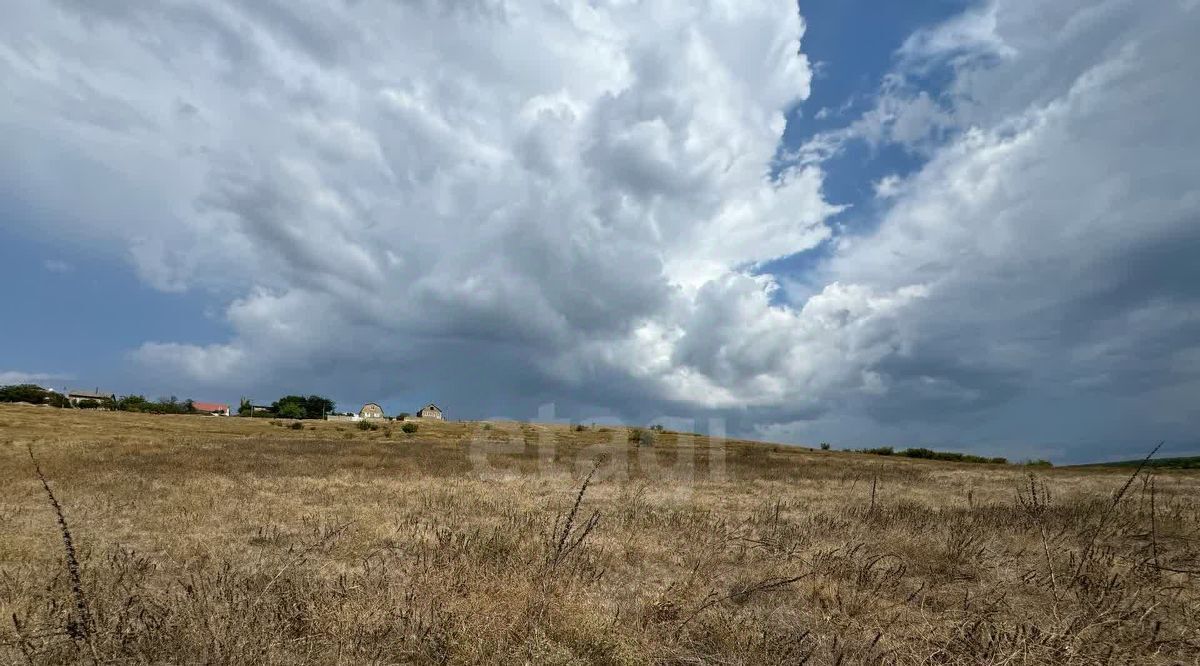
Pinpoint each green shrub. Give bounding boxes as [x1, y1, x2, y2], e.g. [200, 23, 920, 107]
[277, 403, 305, 420]
[356, 420, 380, 431]
[820, 442, 831, 451]
[860, 446, 894, 456]
[401, 422, 418, 434]
[896, 447, 1009, 465]
[630, 429, 655, 447]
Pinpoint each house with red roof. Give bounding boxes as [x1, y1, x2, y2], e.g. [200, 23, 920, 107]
[192, 401, 230, 416]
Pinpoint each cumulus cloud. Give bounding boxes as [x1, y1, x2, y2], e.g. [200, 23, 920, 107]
[2, 0, 1198, 460]
[1, 1, 851, 411]
[786, 0, 1200, 457]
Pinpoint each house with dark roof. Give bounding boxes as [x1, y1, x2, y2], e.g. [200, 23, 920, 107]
[416, 403, 443, 420]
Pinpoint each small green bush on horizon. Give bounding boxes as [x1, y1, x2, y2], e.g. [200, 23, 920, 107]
[858, 445, 1009, 465]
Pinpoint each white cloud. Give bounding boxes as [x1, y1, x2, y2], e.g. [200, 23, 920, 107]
[0, 1, 847, 408]
[43, 259, 72, 273]
[873, 175, 903, 200]
[0, 371, 70, 386]
[799, 0, 1200, 456]
[897, 2, 1016, 65]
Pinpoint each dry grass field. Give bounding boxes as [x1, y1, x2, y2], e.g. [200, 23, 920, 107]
[1, 405, 1198, 664]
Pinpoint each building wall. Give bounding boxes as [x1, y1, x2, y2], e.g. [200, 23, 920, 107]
[68, 395, 113, 405]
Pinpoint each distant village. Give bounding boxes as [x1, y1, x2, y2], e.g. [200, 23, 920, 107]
[0, 383, 442, 422]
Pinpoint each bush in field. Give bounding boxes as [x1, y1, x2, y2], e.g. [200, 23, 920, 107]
[356, 420, 380, 431]
[860, 446, 894, 456]
[290, 421, 304, 430]
[820, 442, 831, 451]
[401, 422, 418, 434]
[629, 428, 655, 447]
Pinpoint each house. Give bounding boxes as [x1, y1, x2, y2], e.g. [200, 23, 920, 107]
[416, 403, 443, 420]
[66, 388, 114, 406]
[359, 402, 384, 419]
[192, 401, 230, 416]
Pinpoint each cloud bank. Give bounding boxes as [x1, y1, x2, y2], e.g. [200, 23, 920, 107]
[2, 0, 1198, 460]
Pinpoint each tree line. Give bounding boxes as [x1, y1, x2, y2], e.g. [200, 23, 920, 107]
[1, 384, 336, 419]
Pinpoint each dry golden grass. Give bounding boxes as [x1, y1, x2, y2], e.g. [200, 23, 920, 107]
[1, 405, 1198, 664]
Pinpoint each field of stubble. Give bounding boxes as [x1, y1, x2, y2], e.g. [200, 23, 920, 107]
[1, 405, 1198, 664]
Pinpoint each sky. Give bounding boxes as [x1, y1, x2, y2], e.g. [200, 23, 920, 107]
[2, 0, 1198, 463]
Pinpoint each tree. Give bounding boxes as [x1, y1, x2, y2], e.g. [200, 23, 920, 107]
[118, 395, 150, 412]
[0, 384, 53, 404]
[270, 394, 335, 420]
[238, 398, 252, 416]
[303, 395, 335, 420]
[271, 395, 305, 417]
[277, 402, 305, 419]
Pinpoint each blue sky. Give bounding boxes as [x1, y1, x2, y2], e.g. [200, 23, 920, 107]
[0, 219, 227, 398]
[2, 0, 1198, 463]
